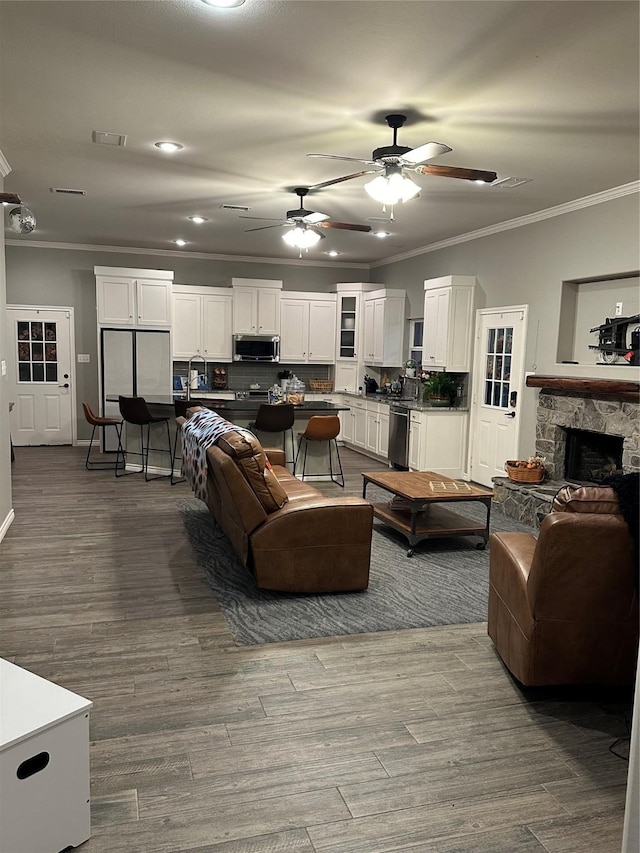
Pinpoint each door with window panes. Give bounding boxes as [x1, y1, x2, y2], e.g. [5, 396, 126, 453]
[470, 307, 527, 487]
[7, 307, 74, 445]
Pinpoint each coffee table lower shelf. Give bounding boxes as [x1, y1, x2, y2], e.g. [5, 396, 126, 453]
[372, 502, 489, 557]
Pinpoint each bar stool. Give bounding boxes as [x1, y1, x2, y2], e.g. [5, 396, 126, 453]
[116, 396, 173, 481]
[81, 402, 123, 471]
[248, 403, 296, 464]
[294, 415, 344, 487]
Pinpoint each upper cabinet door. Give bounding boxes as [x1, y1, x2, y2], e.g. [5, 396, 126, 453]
[363, 300, 376, 363]
[308, 301, 336, 363]
[202, 294, 232, 361]
[256, 288, 280, 335]
[280, 299, 308, 361]
[173, 293, 203, 359]
[97, 277, 135, 325]
[233, 288, 257, 334]
[135, 279, 172, 327]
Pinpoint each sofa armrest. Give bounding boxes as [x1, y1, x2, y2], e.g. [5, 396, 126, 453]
[264, 447, 286, 467]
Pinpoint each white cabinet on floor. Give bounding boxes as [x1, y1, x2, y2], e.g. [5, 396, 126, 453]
[340, 396, 389, 459]
[279, 293, 336, 363]
[362, 288, 406, 367]
[172, 285, 232, 361]
[231, 278, 282, 335]
[365, 403, 390, 458]
[423, 275, 477, 371]
[332, 282, 381, 392]
[95, 266, 173, 328]
[409, 408, 469, 478]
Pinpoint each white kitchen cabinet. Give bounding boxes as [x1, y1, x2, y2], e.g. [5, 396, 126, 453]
[279, 293, 336, 363]
[95, 266, 173, 328]
[231, 278, 282, 335]
[408, 410, 424, 471]
[340, 401, 354, 444]
[172, 286, 232, 361]
[423, 276, 477, 372]
[365, 403, 390, 458]
[362, 288, 406, 366]
[408, 407, 469, 478]
[334, 362, 360, 394]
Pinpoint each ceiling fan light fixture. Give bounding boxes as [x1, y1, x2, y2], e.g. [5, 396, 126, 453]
[282, 225, 321, 249]
[364, 170, 420, 206]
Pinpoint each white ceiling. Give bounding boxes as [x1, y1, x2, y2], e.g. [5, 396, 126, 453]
[1, 0, 638, 266]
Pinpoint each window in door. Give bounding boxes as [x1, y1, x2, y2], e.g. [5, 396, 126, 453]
[484, 326, 512, 408]
[16, 320, 59, 383]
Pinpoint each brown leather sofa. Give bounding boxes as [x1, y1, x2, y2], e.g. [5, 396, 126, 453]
[190, 423, 373, 593]
[488, 484, 639, 686]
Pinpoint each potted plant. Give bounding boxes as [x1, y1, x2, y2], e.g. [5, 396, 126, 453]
[423, 372, 458, 406]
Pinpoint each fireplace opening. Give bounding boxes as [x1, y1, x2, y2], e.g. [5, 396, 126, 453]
[564, 428, 624, 483]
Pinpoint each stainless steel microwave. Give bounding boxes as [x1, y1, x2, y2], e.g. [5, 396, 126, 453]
[233, 334, 280, 362]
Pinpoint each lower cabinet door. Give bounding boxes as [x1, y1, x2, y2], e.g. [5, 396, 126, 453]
[377, 412, 389, 459]
[353, 408, 367, 448]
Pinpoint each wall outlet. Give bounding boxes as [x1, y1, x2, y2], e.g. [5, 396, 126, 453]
[615, 302, 623, 316]
[77, 353, 91, 363]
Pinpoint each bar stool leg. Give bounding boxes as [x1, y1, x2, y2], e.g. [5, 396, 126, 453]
[331, 438, 345, 487]
[171, 422, 185, 485]
[85, 423, 97, 470]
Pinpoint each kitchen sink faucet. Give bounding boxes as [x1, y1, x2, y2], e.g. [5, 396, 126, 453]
[186, 354, 206, 401]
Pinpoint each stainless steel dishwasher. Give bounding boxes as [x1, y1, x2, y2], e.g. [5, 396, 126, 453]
[388, 404, 409, 468]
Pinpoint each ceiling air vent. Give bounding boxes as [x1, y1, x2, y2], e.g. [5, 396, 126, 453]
[490, 177, 532, 189]
[50, 187, 87, 196]
[92, 130, 127, 147]
[219, 204, 251, 211]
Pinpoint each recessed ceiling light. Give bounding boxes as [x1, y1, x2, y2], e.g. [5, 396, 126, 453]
[201, 0, 246, 7]
[188, 215, 208, 224]
[155, 141, 184, 153]
[373, 230, 390, 238]
[325, 250, 341, 257]
[173, 239, 188, 247]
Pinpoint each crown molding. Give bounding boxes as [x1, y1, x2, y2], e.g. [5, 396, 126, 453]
[370, 181, 640, 268]
[0, 150, 11, 178]
[3, 239, 369, 269]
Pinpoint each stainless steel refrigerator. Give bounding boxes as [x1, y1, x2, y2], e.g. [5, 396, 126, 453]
[100, 328, 171, 451]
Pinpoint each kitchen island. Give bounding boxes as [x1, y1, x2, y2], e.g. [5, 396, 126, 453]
[107, 395, 349, 478]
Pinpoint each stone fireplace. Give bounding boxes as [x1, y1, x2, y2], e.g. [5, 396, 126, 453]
[492, 376, 639, 526]
[535, 384, 639, 479]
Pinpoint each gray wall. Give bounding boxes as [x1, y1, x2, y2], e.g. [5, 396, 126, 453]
[371, 192, 640, 456]
[5, 248, 370, 439]
[0, 171, 12, 535]
[5, 192, 640, 454]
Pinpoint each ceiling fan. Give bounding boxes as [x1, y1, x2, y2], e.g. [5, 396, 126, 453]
[241, 187, 371, 253]
[307, 114, 497, 210]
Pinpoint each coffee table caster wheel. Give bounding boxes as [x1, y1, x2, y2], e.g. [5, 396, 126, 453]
[406, 548, 414, 557]
[476, 541, 487, 550]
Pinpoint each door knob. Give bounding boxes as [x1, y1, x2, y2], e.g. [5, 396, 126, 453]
[59, 383, 70, 388]
[504, 411, 516, 418]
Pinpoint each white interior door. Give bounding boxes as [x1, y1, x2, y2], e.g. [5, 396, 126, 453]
[470, 306, 527, 487]
[7, 307, 74, 445]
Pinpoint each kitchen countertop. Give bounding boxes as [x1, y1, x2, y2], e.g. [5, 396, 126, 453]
[108, 395, 348, 413]
[342, 392, 468, 412]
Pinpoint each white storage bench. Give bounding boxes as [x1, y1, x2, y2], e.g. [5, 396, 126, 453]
[0, 659, 93, 853]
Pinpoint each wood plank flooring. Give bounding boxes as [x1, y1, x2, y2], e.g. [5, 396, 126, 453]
[1, 446, 632, 852]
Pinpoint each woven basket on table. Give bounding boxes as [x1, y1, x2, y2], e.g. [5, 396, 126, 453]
[308, 379, 334, 393]
[505, 461, 544, 483]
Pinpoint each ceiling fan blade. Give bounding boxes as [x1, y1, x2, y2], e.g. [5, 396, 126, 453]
[415, 164, 498, 182]
[317, 221, 372, 233]
[307, 153, 378, 166]
[244, 223, 286, 233]
[399, 141, 452, 166]
[303, 211, 330, 224]
[0, 192, 23, 205]
[239, 215, 285, 222]
[309, 170, 380, 191]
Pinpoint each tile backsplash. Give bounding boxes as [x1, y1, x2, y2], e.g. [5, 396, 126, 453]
[173, 361, 331, 391]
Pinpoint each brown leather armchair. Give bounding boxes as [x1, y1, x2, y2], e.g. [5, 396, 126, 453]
[488, 485, 639, 686]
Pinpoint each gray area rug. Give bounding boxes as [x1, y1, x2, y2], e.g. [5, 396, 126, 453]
[178, 497, 534, 645]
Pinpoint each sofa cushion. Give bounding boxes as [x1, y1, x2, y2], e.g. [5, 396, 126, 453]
[552, 484, 620, 515]
[215, 429, 288, 514]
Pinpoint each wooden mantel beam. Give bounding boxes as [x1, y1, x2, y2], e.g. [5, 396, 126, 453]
[526, 375, 640, 400]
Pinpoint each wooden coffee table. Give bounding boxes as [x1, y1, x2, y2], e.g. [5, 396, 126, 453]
[362, 470, 493, 557]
